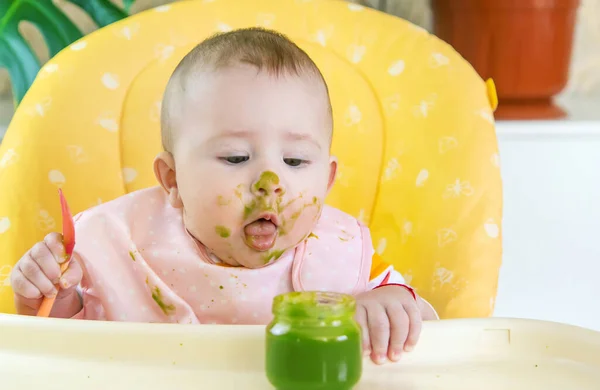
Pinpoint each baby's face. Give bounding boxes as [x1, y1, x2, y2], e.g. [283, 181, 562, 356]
[168, 65, 335, 268]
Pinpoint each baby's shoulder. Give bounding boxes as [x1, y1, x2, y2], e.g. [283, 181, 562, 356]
[73, 186, 169, 231]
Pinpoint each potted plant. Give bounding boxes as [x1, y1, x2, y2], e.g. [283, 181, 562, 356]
[432, 0, 580, 119]
[0, 0, 137, 107]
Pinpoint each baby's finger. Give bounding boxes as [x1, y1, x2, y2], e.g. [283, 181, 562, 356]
[30, 241, 61, 284]
[19, 254, 57, 298]
[387, 304, 409, 361]
[355, 304, 370, 355]
[366, 304, 390, 365]
[59, 256, 82, 290]
[44, 232, 67, 263]
[10, 268, 42, 300]
[403, 303, 423, 352]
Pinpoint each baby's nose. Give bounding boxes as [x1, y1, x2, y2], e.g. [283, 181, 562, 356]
[252, 171, 285, 197]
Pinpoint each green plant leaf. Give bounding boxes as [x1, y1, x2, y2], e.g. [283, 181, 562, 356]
[0, 0, 131, 106]
[0, 0, 84, 104]
[0, 2, 10, 16]
[122, 0, 137, 14]
[0, 31, 39, 107]
[66, 0, 128, 27]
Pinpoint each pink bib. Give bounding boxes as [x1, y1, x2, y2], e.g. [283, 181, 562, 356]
[73, 187, 373, 324]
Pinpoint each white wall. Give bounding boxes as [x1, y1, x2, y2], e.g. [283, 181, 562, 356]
[493, 119, 600, 331]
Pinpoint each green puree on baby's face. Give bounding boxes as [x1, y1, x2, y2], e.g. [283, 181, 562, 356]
[243, 171, 281, 218]
[215, 225, 231, 238]
[262, 249, 285, 264]
[253, 171, 280, 192]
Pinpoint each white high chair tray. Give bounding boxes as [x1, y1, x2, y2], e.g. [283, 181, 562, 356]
[1, 315, 599, 389]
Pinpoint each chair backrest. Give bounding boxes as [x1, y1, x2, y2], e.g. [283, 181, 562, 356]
[0, 0, 502, 318]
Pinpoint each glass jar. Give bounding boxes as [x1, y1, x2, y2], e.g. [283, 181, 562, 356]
[265, 291, 362, 390]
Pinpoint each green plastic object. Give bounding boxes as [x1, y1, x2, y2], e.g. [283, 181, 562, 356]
[0, 0, 136, 106]
[266, 291, 363, 390]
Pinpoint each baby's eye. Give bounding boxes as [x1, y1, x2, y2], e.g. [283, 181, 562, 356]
[221, 156, 249, 164]
[284, 158, 305, 167]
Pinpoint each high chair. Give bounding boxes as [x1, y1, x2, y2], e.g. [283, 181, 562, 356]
[0, 0, 502, 318]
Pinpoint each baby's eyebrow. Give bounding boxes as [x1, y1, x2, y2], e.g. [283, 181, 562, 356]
[284, 131, 321, 150]
[205, 129, 254, 145]
[208, 129, 322, 150]
[217, 129, 254, 139]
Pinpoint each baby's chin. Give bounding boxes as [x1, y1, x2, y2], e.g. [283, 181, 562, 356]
[229, 243, 292, 269]
[192, 220, 315, 268]
[212, 234, 303, 269]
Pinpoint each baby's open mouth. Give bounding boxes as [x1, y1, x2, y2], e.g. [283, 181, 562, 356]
[244, 214, 279, 252]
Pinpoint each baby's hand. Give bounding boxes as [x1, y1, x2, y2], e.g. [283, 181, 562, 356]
[355, 285, 422, 365]
[11, 232, 83, 316]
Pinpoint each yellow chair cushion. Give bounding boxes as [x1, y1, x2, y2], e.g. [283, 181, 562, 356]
[0, 0, 502, 318]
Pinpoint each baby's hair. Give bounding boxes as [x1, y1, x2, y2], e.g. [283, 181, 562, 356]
[161, 27, 332, 152]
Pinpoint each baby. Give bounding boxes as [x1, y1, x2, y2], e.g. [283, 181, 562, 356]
[10, 28, 437, 365]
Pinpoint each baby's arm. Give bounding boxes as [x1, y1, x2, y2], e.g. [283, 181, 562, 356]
[368, 254, 439, 320]
[355, 254, 438, 364]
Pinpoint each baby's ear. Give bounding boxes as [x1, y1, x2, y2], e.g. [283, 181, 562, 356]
[326, 156, 338, 194]
[154, 151, 183, 208]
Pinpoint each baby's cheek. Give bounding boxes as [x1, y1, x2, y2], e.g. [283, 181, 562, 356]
[187, 196, 241, 243]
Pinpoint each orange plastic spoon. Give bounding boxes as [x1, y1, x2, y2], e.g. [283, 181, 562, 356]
[37, 189, 75, 317]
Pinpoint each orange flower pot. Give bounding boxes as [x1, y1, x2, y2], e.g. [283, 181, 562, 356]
[432, 0, 580, 119]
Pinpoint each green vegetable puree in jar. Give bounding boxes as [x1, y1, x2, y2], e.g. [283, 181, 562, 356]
[265, 291, 362, 390]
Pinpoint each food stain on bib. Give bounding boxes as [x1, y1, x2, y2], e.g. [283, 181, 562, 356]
[151, 286, 175, 315]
